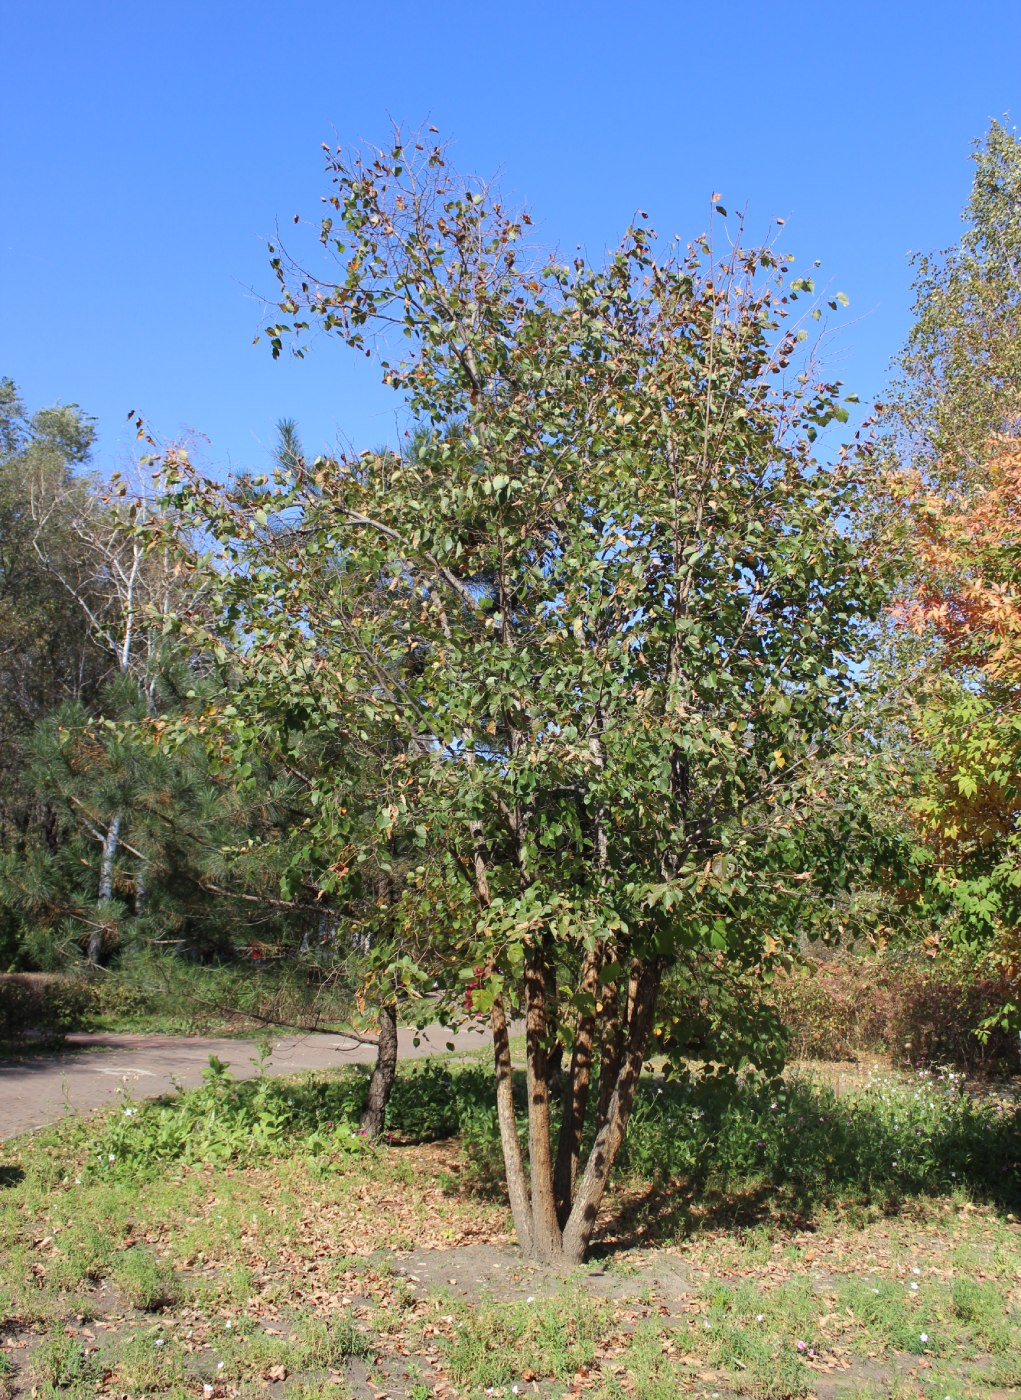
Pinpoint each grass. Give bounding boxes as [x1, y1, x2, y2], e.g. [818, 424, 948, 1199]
[111, 1246, 181, 1310]
[0, 1056, 1020, 1397]
[443, 1290, 611, 1389]
[79, 950, 362, 1038]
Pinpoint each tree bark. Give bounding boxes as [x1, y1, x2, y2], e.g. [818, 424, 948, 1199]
[134, 860, 147, 917]
[490, 992, 533, 1255]
[595, 975, 624, 1129]
[360, 1001, 398, 1139]
[98, 813, 121, 902]
[89, 812, 122, 965]
[554, 945, 602, 1227]
[524, 939, 562, 1261]
[560, 959, 662, 1264]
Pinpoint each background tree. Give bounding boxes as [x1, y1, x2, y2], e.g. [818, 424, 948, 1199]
[0, 382, 110, 962]
[881, 122, 1021, 1021]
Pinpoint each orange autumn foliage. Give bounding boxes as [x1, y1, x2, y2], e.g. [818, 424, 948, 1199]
[897, 431, 1021, 689]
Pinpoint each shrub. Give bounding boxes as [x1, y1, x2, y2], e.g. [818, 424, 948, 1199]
[384, 1061, 494, 1142]
[890, 957, 1019, 1075]
[616, 1066, 1021, 1210]
[0, 973, 89, 1043]
[774, 952, 1020, 1075]
[94, 1058, 372, 1172]
[76, 950, 360, 1036]
[774, 958, 894, 1062]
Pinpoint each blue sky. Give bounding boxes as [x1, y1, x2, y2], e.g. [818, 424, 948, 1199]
[3, 0, 1019, 477]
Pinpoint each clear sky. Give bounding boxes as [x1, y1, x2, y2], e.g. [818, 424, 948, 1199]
[3, 0, 1019, 477]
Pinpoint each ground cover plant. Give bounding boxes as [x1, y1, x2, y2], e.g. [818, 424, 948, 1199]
[1, 1056, 1019, 1398]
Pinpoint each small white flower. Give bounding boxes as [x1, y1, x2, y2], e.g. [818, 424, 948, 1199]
[225, 1320, 232, 1329]
[155, 1338, 164, 1347]
[217, 1360, 225, 1370]
[107, 1153, 115, 1162]
[920, 1332, 929, 1344]
[512, 1388, 520, 1396]
[756, 1313, 764, 1322]
[526, 1296, 535, 1304]
[912, 1267, 921, 1275]
[910, 1282, 919, 1291]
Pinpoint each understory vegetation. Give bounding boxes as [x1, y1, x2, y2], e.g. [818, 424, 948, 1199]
[0, 1056, 1019, 1398]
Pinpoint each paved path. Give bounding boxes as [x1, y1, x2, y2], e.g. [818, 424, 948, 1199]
[0, 1023, 494, 1141]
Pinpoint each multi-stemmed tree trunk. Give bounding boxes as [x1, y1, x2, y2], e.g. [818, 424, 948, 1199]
[487, 958, 663, 1264]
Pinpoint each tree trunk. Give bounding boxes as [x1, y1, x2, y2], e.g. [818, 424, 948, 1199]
[560, 960, 662, 1264]
[554, 946, 602, 1227]
[98, 813, 121, 902]
[360, 1002, 398, 1139]
[134, 861, 147, 917]
[524, 940, 562, 1262]
[490, 992, 533, 1255]
[595, 976, 624, 1127]
[89, 812, 122, 965]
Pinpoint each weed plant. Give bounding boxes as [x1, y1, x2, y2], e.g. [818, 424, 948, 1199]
[108, 1331, 187, 1393]
[33, 1335, 100, 1390]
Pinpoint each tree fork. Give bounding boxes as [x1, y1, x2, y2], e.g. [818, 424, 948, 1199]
[561, 959, 663, 1264]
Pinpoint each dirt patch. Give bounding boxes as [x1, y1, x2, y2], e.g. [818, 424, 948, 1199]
[396, 1240, 689, 1308]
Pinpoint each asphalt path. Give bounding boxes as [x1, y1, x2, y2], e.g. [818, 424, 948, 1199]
[0, 1022, 494, 1141]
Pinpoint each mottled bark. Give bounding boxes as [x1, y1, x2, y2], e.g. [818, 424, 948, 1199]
[491, 993, 533, 1255]
[561, 960, 662, 1264]
[360, 1002, 398, 1139]
[89, 812, 122, 965]
[554, 945, 602, 1227]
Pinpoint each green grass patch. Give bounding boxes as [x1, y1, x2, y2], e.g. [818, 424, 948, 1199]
[112, 1245, 181, 1310]
[444, 1289, 610, 1389]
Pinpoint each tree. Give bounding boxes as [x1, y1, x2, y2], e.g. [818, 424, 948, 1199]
[158, 134, 886, 1263]
[0, 381, 111, 961]
[0, 380, 104, 806]
[882, 123, 1021, 1012]
[884, 119, 1021, 488]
